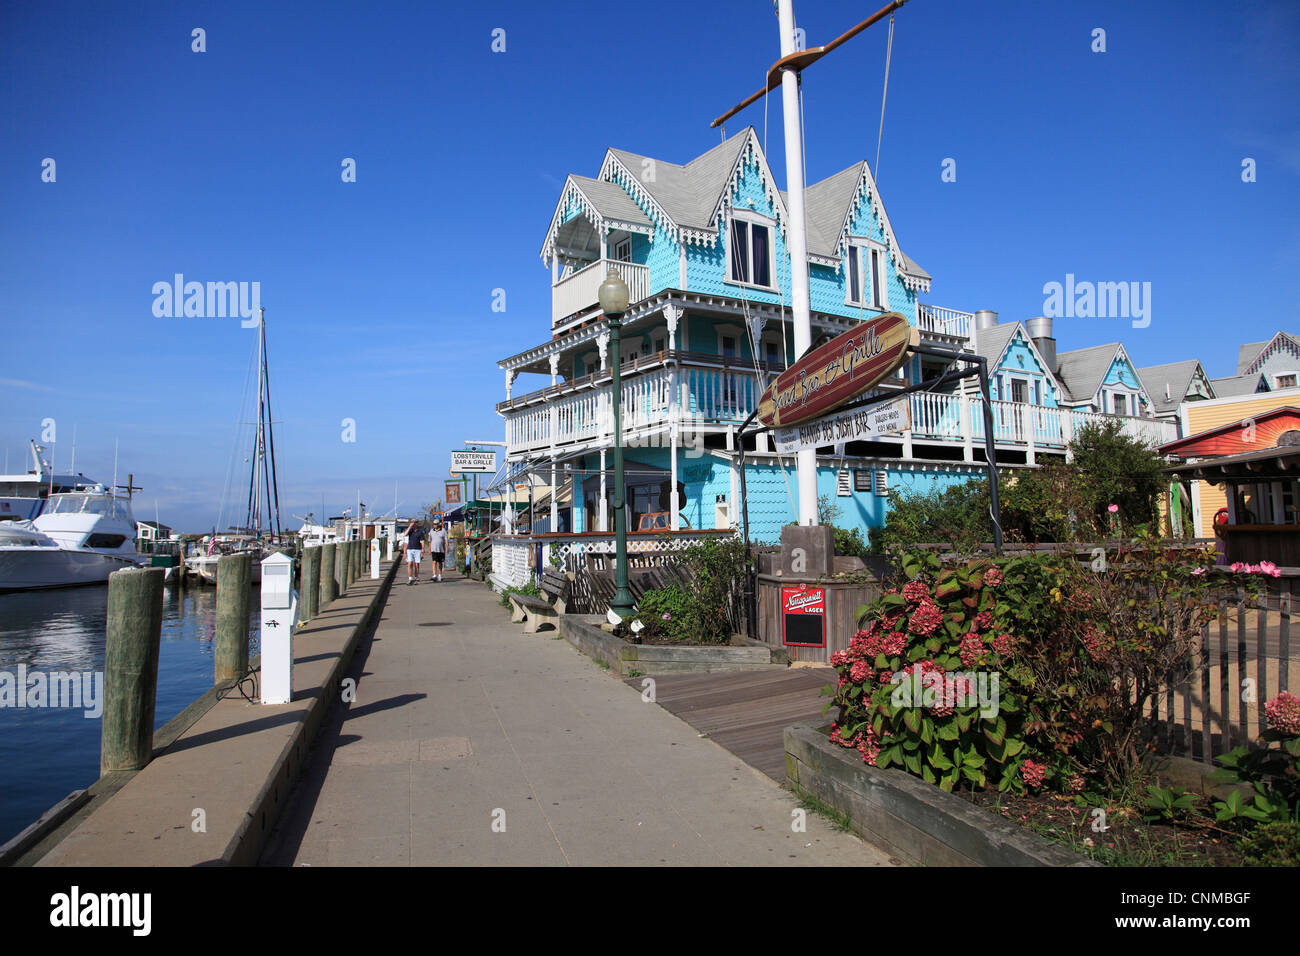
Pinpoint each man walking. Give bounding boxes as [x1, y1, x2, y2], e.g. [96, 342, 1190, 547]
[404, 519, 425, 586]
[428, 516, 449, 583]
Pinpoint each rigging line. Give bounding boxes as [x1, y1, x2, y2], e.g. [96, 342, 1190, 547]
[218, 331, 258, 537]
[874, 12, 895, 183]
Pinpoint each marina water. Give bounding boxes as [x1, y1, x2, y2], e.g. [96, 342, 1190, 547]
[0, 586, 261, 844]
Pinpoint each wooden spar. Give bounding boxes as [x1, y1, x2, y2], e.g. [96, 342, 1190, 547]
[709, 0, 909, 130]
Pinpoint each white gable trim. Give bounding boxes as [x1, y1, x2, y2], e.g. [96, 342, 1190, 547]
[1245, 332, 1300, 376]
[832, 163, 930, 294]
[540, 175, 654, 264]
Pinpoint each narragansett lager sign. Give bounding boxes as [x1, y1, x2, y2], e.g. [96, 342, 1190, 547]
[755, 312, 913, 428]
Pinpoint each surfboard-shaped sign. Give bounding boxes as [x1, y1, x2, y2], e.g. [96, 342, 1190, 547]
[755, 312, 914, 429]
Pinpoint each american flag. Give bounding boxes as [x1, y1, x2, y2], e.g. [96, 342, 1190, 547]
[206, 529, 216, 556]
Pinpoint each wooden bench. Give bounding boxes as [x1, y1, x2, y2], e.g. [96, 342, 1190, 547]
[506, 568, 572, 633]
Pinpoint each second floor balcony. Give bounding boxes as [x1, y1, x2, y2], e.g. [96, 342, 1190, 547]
[553, 258, 650, 332]
[498, 351, 1178, 460]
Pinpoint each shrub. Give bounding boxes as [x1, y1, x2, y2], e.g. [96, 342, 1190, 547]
[635, 587, 698, 643]
[667, 535, 749, 642]
[1209, 693, 1300, 826]
[499, 580, 541, 608]
[1067, 419, 1166, 534]
[826, 551, 1032, 792]
[833, 526, 869, 559]
[1240, 821, 1300, 866]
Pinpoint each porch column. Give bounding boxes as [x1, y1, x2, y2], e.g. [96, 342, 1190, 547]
[1022, 404, 1036, 466]
[665, 306, 683, 531]
[550, 459, 558, 532]
[599, 227, 608, 264]
[960, 397, 974, 462]
[1061, 408, 1075, 463]
[549, 353, 559, 387]
[729, 457, 741, 530]
[599, 448, 608, 532]
[551, 254, 558, 286]
[598, 332, 609, 371]
[505, 369, 516, 399]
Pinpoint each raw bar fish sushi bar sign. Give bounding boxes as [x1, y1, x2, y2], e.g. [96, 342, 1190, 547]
[773, 396, 909, 454]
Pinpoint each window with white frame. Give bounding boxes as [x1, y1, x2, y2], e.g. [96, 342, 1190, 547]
[845, 239, 889, 311]
[727, 211, 775, 290]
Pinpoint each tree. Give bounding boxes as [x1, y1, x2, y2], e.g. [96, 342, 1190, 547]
[1068, 420, 1166, 534]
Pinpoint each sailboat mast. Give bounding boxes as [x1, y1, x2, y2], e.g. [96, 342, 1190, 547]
[260, 307, 283, 539]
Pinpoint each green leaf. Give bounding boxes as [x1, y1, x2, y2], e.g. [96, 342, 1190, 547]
[928, 749, 954, 771]
[904, 751, 922, 774]
[903, 709, 921, 735]
[961, 765, 986, 787]
[936, 719, 960, 741]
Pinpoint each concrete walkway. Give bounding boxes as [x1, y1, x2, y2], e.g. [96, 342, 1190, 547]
[263, 572, 896, 866]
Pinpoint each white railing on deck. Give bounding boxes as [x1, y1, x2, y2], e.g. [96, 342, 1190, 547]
[505, 372, 1177, 457]
[552, 259, 650, 327]
[490, 530, 737, 591]
[917, 304, 974, 339]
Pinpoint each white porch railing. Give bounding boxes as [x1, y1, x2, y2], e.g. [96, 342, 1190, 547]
[552, 259, 650, 327]
[917, 304, 974, 339]
[490, 530, 737, 591]
[505, 371, 1178, 457]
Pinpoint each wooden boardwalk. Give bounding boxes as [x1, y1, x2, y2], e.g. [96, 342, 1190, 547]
[628, 669, 836, 781]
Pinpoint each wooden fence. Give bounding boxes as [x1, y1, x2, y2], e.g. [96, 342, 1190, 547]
[1148, 589, 1295, 763]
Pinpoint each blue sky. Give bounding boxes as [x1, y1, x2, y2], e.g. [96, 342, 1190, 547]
[2, 0, 1297, 531]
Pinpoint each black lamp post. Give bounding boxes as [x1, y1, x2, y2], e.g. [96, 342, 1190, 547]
[598, 268, 635, 619]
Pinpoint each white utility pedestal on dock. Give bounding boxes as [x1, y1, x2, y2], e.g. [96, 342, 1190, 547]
[370, 539, 380, 579]
[260, 551, 298, 705]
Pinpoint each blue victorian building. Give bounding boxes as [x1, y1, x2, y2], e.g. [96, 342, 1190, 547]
[493, 129, 1175, 547]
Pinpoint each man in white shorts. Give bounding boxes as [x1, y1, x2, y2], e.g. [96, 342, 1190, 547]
[404, 519, 425, 586]
[427, 517, 449, 583]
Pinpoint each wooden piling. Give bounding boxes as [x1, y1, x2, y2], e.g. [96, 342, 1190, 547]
[320, 542, 337, 606]
[335, 541, 349, 596]
[300, 546, 320, 623]
[215, 553, 251, 683]
[101, 566, 165, 774]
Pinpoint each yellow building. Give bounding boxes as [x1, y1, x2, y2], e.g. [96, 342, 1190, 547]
[1179, 386, 1300, 536]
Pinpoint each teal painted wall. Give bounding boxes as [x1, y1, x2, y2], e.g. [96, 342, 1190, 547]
[990, 330, 1059, 406]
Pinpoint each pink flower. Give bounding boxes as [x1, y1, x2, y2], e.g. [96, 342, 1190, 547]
[973, 610, 994, 632]
[1021, 760, 1047, 788]
[983, 566, 1003, 587]
[906, 598, 944, 637]
[959, 633, 986, 668]
[991, 632, 1017, 657]
[849, 660, 872, 684]
[903, 579, 931, 604]
[1107, 504, 1119, 514]
[1265, 691, 1300, 735]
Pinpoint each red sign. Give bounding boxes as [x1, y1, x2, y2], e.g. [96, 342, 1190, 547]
[756, 312, 913, 428]
[445, 482, 462, 504]
[781, 584, 826, 647]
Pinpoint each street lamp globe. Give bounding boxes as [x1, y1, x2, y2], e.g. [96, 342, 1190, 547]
[598, 269, 629, 316]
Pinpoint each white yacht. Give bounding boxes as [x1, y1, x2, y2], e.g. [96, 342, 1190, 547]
[0, 487, 146, 591]
[0, 441, 98, 521]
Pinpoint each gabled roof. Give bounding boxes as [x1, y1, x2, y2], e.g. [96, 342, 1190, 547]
[1238, 332, 1300, 375]
[971, 322, 1061, 401]
[601, 128, 771, 246]
[542, 127, 930, 290]
[1054, 342, 1146, 405]
[1138, 360, 1211, 415]
[1210, 373, 1269, 397]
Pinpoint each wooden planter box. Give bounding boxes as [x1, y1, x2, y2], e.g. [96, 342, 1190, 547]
[558, 616, 787, 676]
[784, 723, 1096, 867]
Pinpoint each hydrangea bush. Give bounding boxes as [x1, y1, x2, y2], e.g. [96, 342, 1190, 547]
[826, 552, 1032, 792]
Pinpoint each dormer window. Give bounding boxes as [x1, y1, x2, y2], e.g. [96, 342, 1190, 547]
[727, 212, 774, 290]
[846, 240, 889, 310]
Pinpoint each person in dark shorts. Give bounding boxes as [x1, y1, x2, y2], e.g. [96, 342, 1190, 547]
[427, 517, 449, 583]
[404, 519, 425, 585]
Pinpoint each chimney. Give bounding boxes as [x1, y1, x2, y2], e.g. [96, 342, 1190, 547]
[1026, 315, 1056, 372]
[974, 309, 998, 331]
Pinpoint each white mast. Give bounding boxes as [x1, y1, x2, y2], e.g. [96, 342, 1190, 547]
[776, 0, 818, 526]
